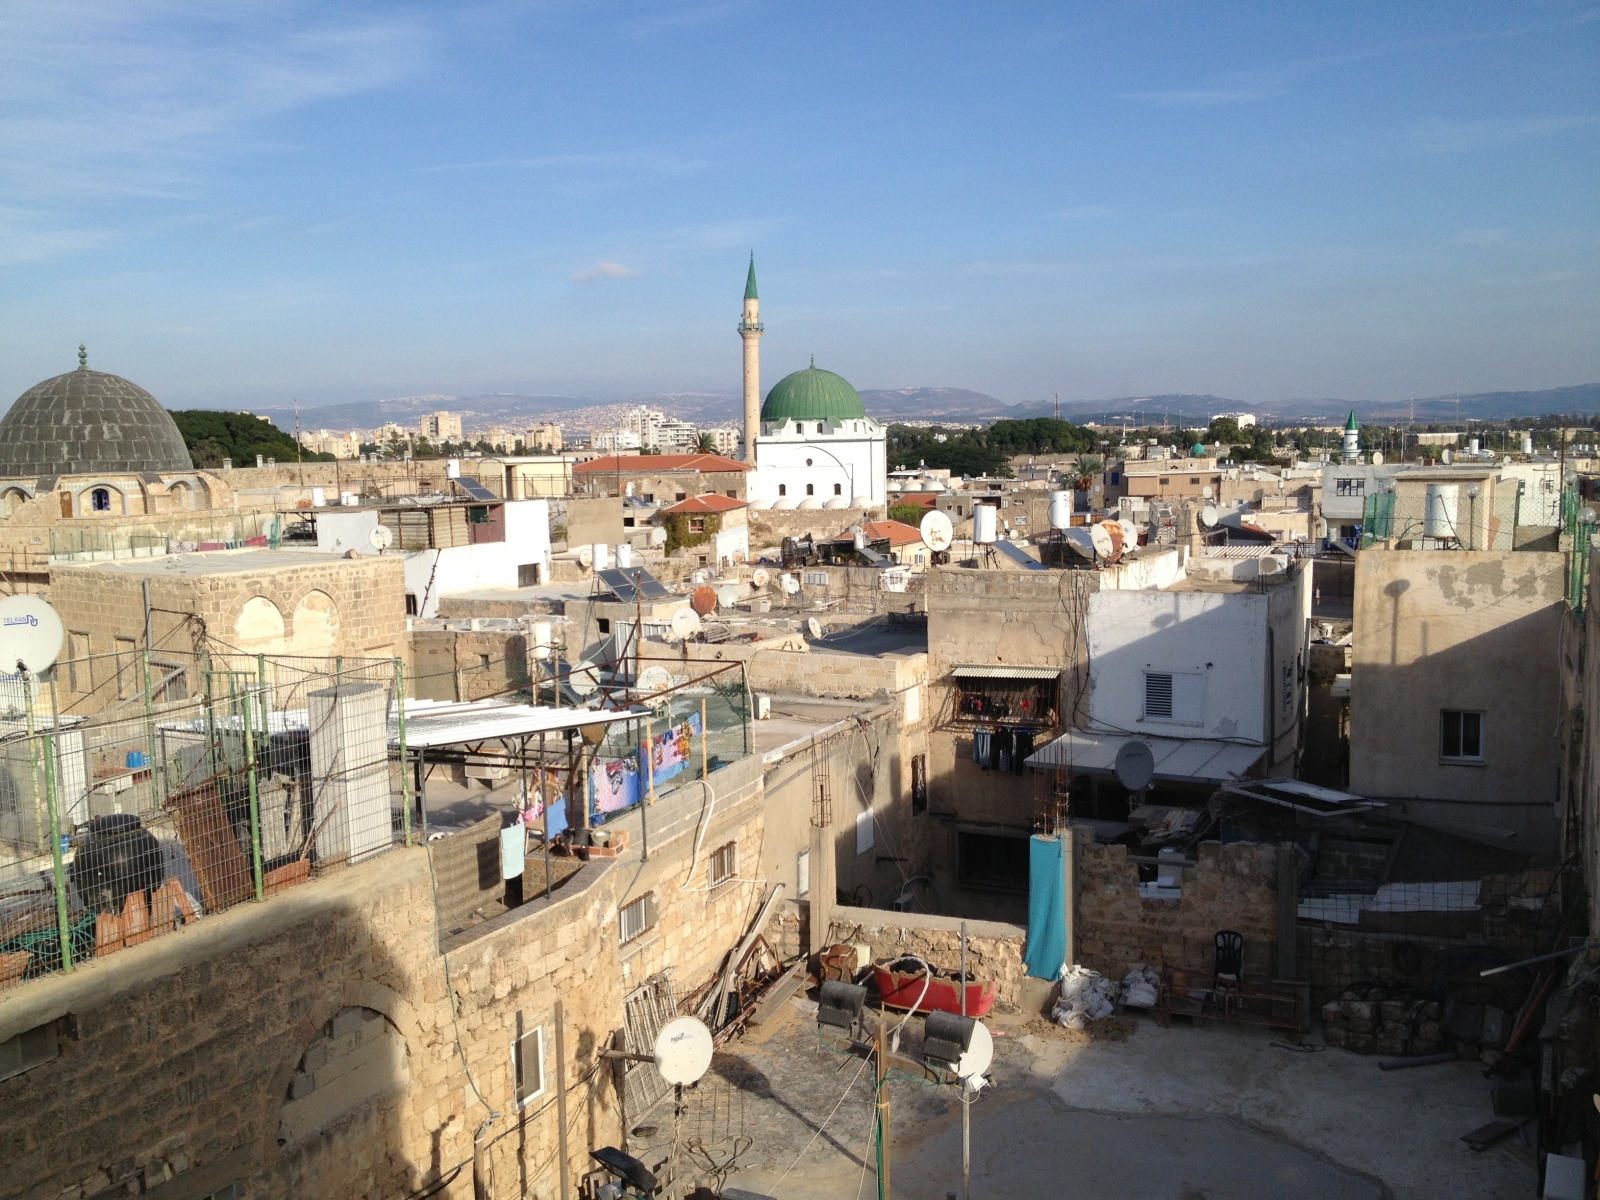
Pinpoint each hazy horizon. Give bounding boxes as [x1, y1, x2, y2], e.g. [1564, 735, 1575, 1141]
[2, 3, 1596, 412]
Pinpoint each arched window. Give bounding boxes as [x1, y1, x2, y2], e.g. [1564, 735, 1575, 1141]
[816, 423, 825, 434]
[833, 483, 842, 496]
[778, 484, 787, 497]
[805, 483, 814, 496]
[91, 488, 112, 512]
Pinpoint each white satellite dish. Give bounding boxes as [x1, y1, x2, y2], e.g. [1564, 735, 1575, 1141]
[1062, 527, 1097, 559]
[1199, 505, 1219, 528]
[1118, 518, 1139, 547]
[806, 617, 823, 639]
[671, 607, 702, 638]
[781, 573, 800, 595]
[368, 524, 393, 551]
[0, 596, 64, 675]
[1371, 450, 1385, 466]
[955, 1020, 994, 1083]
[650, 527, 668, 546]
[567, 660, 601, 697]
[1114, 739, 1156, 792]
[716, 584, 741, 609]
[751, 567, 770, 588]
[653, 1016, 714, 1086]
[1201, 485, 1214, 499]
[577, 546, 593, 570]
[1088, 523, 1114, 559]
[636, 665, 673, 695]
[920, 510, 954, 552]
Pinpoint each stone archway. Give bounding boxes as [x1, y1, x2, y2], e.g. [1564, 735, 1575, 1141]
[276, 1006, 410, 1147]
[291, 590, 339, 655]
[235, 596, 286, 651]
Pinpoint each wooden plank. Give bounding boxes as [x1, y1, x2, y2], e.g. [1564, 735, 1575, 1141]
[164, 782, 253, 912]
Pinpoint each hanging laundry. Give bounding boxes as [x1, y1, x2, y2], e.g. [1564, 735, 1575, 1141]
[973, 729, 992, 769]
[991, 728, 1013, 772]
[1013, 728, 1035, 775]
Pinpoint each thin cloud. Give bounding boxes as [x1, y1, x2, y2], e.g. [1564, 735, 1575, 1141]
[572, 262, 645, 283]
[1406, 113, 1600, 153]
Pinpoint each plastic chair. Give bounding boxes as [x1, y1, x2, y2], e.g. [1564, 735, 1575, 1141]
[1214, 930, 1244, 1016]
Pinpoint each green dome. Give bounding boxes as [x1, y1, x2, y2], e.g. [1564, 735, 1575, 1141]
[761, 365, 867, 424]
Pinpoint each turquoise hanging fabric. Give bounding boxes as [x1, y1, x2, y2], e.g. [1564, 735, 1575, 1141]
[1024, 834, 1067, 980]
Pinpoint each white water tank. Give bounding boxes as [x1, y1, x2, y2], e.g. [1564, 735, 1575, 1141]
[591, 543, 610, 571]
[311, 487, 326, 507]
[529, 621, 553, 659]
[1048, 490, 1073, 530]
[616, 543, 633, 568]
[1441, 448, 1453, 465]
[973, 504, 998, 544]
[1468, 437, 1480, 455]
[446, 459, 461, 478]
[1522, 435, 1534, 455]
[1424, 484, 1460, 539]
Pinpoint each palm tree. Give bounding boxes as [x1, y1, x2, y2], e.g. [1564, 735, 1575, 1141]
[696, 431, 718, 454]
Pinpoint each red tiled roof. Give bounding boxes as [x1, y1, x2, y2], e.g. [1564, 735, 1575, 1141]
[888, 492, 937, 510]
[659, 493, 748, 514]
[833, 519, 925, 547]
[574, 453, 749, 474]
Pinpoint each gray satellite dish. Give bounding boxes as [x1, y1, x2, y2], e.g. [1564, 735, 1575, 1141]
[1201, 485, 1213, 499]
[1114, 740, 1156, 792]
[368, 524, 393, 551]
[1199, 505, 1219, 528]
[653, 1016, 714, 1086]
[567, 659, 601, 697]
[0, 596, 64, 675]
[806, 617, 823, 639]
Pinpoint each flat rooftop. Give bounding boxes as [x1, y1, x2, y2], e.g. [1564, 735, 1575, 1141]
[755, 695, 877, 760]
[52, 549, 370, 577]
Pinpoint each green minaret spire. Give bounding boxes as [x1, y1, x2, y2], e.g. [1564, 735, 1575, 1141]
[744, 253, 759, 301]
[1345, 409, 1358, 432]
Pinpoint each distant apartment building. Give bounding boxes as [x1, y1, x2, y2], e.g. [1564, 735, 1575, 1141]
[297, 429, 362, 459]
[418, 411, 463, 443]
[525, 422, 563, 453]
[704, 427, 740, 456]
[591, 428, 643, 452]
[1212, 411, 1256, 428]
[624, 405, 699, 450]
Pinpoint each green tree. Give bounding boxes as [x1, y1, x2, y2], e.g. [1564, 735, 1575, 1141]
[696, 431, 718, 453]
[170, 410, 335, 467]
[887, 502, 928, 525]
[1205, 416, 1242, 445]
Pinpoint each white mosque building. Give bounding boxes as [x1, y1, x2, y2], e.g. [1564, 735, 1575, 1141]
[737, 258, 887, 511]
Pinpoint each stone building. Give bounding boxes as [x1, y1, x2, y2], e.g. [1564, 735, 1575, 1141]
[571, 454, 749, 504]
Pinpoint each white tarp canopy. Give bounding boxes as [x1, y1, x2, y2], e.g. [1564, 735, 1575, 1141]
[1024, 728, 1264, 785]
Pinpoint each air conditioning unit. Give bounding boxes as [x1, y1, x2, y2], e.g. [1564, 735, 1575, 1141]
[754, 694, 771, 720]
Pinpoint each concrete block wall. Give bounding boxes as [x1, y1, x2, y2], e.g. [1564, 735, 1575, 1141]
[1076, 840, 1280, 980]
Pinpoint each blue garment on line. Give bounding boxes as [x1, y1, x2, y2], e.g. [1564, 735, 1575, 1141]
[1024, 834, 1067, 980]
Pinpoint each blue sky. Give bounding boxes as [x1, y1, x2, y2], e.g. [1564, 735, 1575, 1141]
[1, 2, 1596, 413]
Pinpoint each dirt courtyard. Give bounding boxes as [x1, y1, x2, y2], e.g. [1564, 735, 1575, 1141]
[620, 999, 1535, 1200]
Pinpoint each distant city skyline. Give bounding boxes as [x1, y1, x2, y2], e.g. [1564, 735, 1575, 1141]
[1, 3, 1596, 412]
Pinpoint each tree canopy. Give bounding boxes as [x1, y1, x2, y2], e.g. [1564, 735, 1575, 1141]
[170, 411, 334, 469]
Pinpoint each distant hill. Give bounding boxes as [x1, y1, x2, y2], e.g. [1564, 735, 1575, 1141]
[859, 387, 1009, 420]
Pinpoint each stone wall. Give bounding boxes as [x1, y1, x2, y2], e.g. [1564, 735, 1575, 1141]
[0, 751, 773, 1200]
[822, 906, 1028, 1009]
[409, 628, 530, 702]
[1076, 840, 1281, 979]
[747, 505, 884, 549]
[667, 638, 926, 702]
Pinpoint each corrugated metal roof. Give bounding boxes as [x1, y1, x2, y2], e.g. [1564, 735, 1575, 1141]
[952, 664, 1062, 681]
[1025, 729, 1263, 784]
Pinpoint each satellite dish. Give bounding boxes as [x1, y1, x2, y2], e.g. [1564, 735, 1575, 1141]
[636, 665, 673, 695]
[690, 586, 718, 616]
[1201, 485, 1213, 499]
[716, 584, 741, 610]
[1088, 523, 1114, 559]
[577, 546, 593, 569]
[671, 607, 702, 638]
[1114, 740, 1156, 792]
[751, 567, 770, 588]
[0, 596, 64, 675]
[650, 527, 668, 546]
[781, 573, 800, 595]
[1118, 518, 1139, 547]
[806, 617, 823, 639]
[955, 1020, 994, 1082]
[1199, 505, 1219, 528]
[653, 1016, 714, 1086]
[368, 524, 393, 551]
[919, 510, 954, 552]
[567, 659, 600, 697]
[1371, 450, 1385, 466]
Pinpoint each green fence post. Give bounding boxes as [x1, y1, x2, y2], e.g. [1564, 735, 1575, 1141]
[395, 658, 412, 847]
[241, 685, 265, 901]
[43, 732, 73, 973]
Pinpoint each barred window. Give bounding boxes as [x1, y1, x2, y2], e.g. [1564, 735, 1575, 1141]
[620, 894, 658, 944]
[709, 842, 737, 890]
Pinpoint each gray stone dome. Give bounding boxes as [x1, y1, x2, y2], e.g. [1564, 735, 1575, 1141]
[0, 363, 193, 477]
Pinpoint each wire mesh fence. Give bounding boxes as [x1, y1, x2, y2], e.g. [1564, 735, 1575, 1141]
[0, 654, 407, 994]
[1360, 485, 1523, 551]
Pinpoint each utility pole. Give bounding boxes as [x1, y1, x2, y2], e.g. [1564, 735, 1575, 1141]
[876, 1013, 891, 1200]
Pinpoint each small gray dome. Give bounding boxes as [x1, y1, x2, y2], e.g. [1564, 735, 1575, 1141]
[0, 367, 192, 477]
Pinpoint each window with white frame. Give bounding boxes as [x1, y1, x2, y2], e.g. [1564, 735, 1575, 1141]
[796, 849, 810, 897]
[709, 842, 736, 890]
[513, 1026, 545, 1107]
[1335, 477, 1365, 497]
[1440, 710, 1484, 761]
[619, 894, 658, 944]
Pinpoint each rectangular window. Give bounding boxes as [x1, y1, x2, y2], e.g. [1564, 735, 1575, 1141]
[479, 654, 491, 671]
[805, 571, 828, 586]
[114, 636, 137, 699]
[518, 563, 541, 588]
[598, 618, 611, 634]
[0, 1021, 58, 1082]
[643, 493, 655, 503]
[726, 490, 737, 498]
[623, 516, 635, 527]
[619, 894, 657, 944]
[690, 518, 706, 532]
[709, 842, 736, 890]
[405, 593, 419, 616]
[513, 1027, 545, 1107]
[1190, 477, 1200, 485]
[796, 849, 810, 897]
[1441, 710, 1484, 761]
[957, 832, 1029, 893]
[911, 754, 928, 815]
[1143, 671, 1204, 725]
[856, 809, 874, 855]
[1335, 478, 1365, 497]
[468, 505, 490, 525]
[676, 492, 687, 501]
[1158, 477, 1170, 486]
